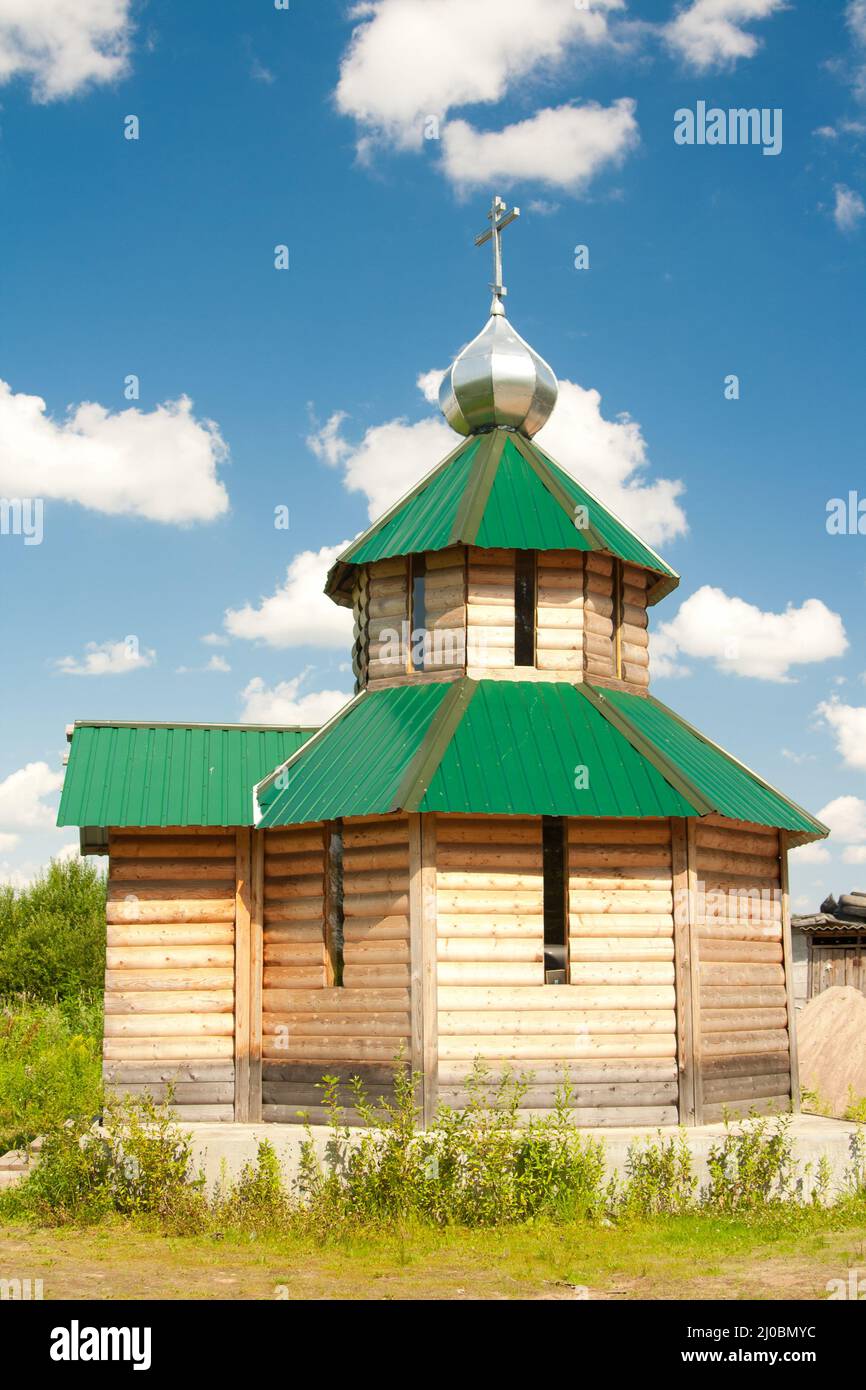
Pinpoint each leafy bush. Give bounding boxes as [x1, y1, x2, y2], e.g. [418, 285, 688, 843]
[0, 858, 106, 1002]
[618, 1130, 698, 1216]
[0, 995, 103, 1152]
[1, 1092, 202, 1226]
[705, 1114, 797, 1213]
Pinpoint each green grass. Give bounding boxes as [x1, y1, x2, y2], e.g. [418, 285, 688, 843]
[0, 996, 103, 1152]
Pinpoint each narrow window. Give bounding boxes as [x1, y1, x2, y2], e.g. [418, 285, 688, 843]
[409, 554, 427, 672]
[514, 550, 536, 667]
[542, 816, 568, 984]
[325, 823, 344, 986]
[613, 559, 624, 680]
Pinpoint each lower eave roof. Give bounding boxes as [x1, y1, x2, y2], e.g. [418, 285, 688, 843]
[253, 680, 827, 843]
[57, 722, 317, 828]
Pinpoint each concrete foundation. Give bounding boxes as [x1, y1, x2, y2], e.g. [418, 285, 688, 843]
[185, 1114, 864, 1200]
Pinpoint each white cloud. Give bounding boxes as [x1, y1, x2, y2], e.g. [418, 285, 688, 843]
[316, 374, 687, 547]
[441, 100, 639, 194]
[0, 381, 229, 524]
[816, 700, 866, 770]
[649, 630, 691, 680]
[843, 845, 866, 864]
[789, 842, 832, 865]
[657, 588, 848, 682]
[536, 380, 687, 546]
[306, 410, 352, 467]
[335, 0, 623, 152]
[665, 0, 786, 71]
[0, 832, 20, 852]
[832, 183, 866, 232]
[54, 638, 155, 677]
[0, 761, 64, 831]
[240, 675, 350, 726]
[817, 795, 866, 842]
[0, 0, 133, 101]
[225, 542, 354, 649]
[205, 654, 230, 673]
[201, 632, 229, 647]
[416, 369, 447, 405]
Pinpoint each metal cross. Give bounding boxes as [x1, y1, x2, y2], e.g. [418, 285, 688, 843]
[474, 194, 520, 315]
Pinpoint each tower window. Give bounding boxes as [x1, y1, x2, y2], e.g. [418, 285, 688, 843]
[542, 816, 568, 984]
[325, 823, 344, 987]
[409, 555, 427, 672]
[514, 550, 536, 667]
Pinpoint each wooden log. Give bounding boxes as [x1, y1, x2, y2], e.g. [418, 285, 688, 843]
[568, 821, 670, 845]
[106, 1082, 235, 1104]
[263, 942, 327, 967]
[701, 1008, 789, 1033]
[700, 962, 785, 986]
[105, 944, 234, 969]
[701, 1030, 790, 1056]
[701, 1073, 792, 1104]
[698, 940, 783, 964]
[106, 990, 233, 1015]
[701, 1050, 791, 1080]
[264, 829, 325, 855]
[103, 1061, 235, 1084]
[439, 1009, 675, 1036]
[569, 915, 674, 936]
[437, 1060, 677, 1085]
[568, 846, 672, 868]
[104, 1013, 233, 1037]
[779, 830, 799, 1112]
[437, 985, 674, 1011]
[106, 923, 233, 946]
[106, 900, 234, 925]
[701, 986, 787, 1009]
[109, 860, 236, 883]
[437, 1035, 676, 1061]
[567, 890, 673, 913]
[107, 882, 234, 902]
[436, 963, 543, 987]
[438, 938, 543, 962]
[235, 828, 251, 1122]
[260, 1009, 410, 1037]
[103, 1037, 234, 1060]
[263, 852, 328, 876]
[261, 1060, 399, 1086]
[109, 837, 235, 860]
[262, 987, 409, 1013]
[260, 1036, 406, 1062]
[261, 966, 328, 989]
[438, 1082, 678, 1109]
[104, 968, 234, 991]
[343, 940, 410, 963]
[568, 961, 675, 986]
[569, 938, 673, 962]
[701, 1096, 790, 1124]
[342, 965, 410, 988]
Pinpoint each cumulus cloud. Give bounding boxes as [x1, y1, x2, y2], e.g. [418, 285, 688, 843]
[240, 675, 350, 726]
[816, 699, 866, 770]
[441, 100, 639, 194]
[789, 842, 832, 866]
[649, 630, 691, 680]
[54, 638, 156, 677]
[0, 761, 64, 831]
[312, 374, 687, 546]
[0, 381, 229, 524]
[0, 0, 133, 101]
[816, 794, 866, 843]
[536, 380, 687, 546]
[843, 845, 866, 864]
[657, 588, 848, 682]
[664, 0, 786, 71]
[335, 0, 623, 151]
[847, 0, 866, 101]
[832, 183, 866, 232]
[225, 542, 354, 649]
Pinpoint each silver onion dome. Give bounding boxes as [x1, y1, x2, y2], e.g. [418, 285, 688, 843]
[438, 311, 558, 438]
[438, 194, 558, 438]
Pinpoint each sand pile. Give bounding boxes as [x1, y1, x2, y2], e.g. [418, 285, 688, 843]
[798, 985, 866, 1117]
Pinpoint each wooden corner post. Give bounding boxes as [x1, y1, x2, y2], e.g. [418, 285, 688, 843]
[234, 829, 252, 1122]
[409, 813, 438, 1128]
[671, 818, 696, 1125]
[249, 829, 264, 1122]
[779, 830, 801, 1114]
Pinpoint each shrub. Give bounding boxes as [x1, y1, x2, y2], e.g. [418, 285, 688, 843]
[2, 1092, 203, 1226]
[0, 995, 103, 1151]
[704, 1113, 797, 1213]
[618, 1130, 698, 1216]
[0, 858, 106, 1002]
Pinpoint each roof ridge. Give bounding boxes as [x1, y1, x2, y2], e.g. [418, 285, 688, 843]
[577, 683, 713, 815]
[448, 430, 505, 544]
[391, 678, 477, 811]
[643, 692, 828, 840]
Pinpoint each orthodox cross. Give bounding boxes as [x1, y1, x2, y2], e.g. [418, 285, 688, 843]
[474, 194, 520, 315]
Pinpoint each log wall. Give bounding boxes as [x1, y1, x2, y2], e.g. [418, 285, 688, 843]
[423, 547, 466, 673]
[367, 556, 409, 682]
[465, 547, 515, 671]
[567, 818, 678, 1124]
[691, 818, 791, 1121]
[261, 817, 411, 1123]
[103, 829, 237, 1121]
[536, 551, 584, 673]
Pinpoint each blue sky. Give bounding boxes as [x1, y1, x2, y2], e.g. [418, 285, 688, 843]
[0, 0, 865, 907]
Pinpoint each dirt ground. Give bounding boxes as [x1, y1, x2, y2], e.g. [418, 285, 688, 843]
[1, 1218, 864, 1300]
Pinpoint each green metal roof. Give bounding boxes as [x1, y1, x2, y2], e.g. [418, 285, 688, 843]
[326, 429, 679, 608]
[57, 723, 317, 828]
[254, 680, 826, 840]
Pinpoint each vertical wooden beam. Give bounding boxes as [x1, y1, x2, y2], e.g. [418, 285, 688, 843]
[409, 813, 439, 1127]
[248, 828, 265, 1123]
[420, 815, 438, 1127]
[779, 830, 801, 1114]
[671, 818, 696, 1125]
[234, 829, 252, 1122]
[686, 818, 704, 1125]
